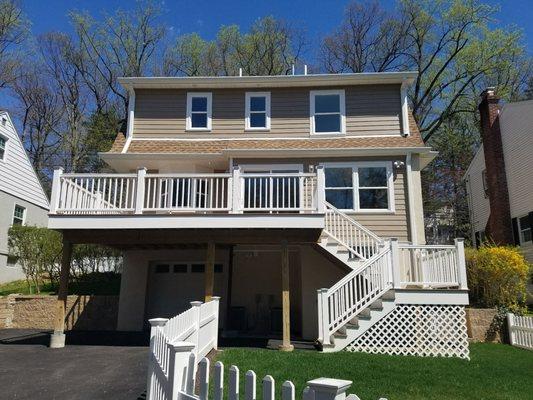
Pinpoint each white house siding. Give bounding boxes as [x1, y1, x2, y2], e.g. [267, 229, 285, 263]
[0, 112, 49, 283]
[0, 190, 49, 282]
[464, 147, 490, 238]
[0, 112, 49, 210]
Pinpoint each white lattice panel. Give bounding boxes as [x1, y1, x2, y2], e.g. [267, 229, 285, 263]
[346, 305, 469, 359]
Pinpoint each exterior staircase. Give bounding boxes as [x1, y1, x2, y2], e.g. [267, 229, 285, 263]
[316, 202, 397, 352]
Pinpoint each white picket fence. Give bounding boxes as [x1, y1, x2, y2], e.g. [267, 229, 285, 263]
[507, 313, 533, 351]
[163, 345, 387, 400]
[147, 298, 221, 400]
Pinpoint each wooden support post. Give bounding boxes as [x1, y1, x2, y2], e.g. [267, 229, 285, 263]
[280, 242, 294, 352]
[205, 242, 215, 302]
[49, 237, 72, 348]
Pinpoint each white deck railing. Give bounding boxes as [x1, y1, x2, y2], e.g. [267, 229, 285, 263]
[323, 201, 384, 259]
[396, 239, 468, 289]
[50, 167, 326, 215]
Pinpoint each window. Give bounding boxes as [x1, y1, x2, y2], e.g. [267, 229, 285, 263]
[186, 93, 212, 130]
[0, 136, 6, 161]
[310, 90, 345, 135]
[173, 264, 188, 273]
[245, 92, 270, 130]
[12, 205, 25, 225]
[518, 215, 532, 244]
[191, 264, 205, 273]
[155, 264, 170, 273]
[322, 162, 394, 212]
[482, 169, 489, 198]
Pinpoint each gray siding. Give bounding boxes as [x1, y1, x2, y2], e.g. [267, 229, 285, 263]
[134, 84, 402, 138]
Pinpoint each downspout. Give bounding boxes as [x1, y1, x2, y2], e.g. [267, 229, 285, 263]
[406, 152, 418, 244]
[122, 87, 135, 153]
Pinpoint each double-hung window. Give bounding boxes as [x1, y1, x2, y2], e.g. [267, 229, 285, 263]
[245, 92, 270, 130]
[186, 92, 212, 130]
[518, 215, 532, 244]
[13, 205, 25, 225]
[322, 162, 394, 212]
[0, 136, 6, 161]
[310, 90, 345, 135]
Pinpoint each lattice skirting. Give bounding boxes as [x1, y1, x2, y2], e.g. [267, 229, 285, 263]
[346, 305, 470, 359]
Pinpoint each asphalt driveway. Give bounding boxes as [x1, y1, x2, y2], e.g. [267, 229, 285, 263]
[0, 329, 149, 400]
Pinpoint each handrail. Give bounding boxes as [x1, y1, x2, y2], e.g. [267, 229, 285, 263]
[324, 201, 383, 242]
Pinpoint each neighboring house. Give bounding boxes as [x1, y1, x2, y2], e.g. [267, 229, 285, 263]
[47, 72, 470, 358]
[0, 110, 49, 283]
[464, 90, 533, 262]
[425, 206, 455, 245]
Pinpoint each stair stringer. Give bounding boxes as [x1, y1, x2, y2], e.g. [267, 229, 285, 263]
[321, 294, 397, 353]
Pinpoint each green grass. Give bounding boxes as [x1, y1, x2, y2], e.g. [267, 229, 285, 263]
[214, 343, 533, 400]
[0, 273, 121, 296]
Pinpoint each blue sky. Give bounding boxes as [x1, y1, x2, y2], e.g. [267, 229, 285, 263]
[22, 0, 533, 55]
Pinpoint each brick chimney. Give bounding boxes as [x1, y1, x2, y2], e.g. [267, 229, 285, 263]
[478, 88, 514, 245]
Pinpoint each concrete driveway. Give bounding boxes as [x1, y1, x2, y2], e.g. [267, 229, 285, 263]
[0, 329, 149, 400]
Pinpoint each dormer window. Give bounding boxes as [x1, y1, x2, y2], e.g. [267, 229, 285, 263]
[0, 136, 6, 161]
[186, 93, 212, 131]
[245, 92, 270, 130]
[310, 90, 345, 135]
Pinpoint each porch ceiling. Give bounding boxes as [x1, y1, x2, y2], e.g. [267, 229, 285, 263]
[61, 228, 323, 248]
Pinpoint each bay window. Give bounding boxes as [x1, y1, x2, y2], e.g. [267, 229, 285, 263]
[310, 90, 345, 135]
[245, 92, 270, 130]
[186, 92, 212, 130]
[323, 162, 394, 212]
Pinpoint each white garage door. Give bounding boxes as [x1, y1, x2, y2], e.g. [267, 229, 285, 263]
[145, 262, 226, 320]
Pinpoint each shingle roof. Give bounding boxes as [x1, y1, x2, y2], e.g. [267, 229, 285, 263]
[106, 113, 426, 154]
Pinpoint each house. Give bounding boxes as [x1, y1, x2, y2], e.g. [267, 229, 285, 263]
[464, 89, 533, 262]
[47, 72, 470, 358]
[0, 110, 49, 283]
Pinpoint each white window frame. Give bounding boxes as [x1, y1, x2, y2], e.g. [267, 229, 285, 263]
[517, 215, 532, 244]
[310, 89, 346, 136]
[245, 92, 271, 131]
[12, 204, 26, 225]
[320, 161, 395, 213]
[186, 92, 212, 131]
[0, 134, 7, 162]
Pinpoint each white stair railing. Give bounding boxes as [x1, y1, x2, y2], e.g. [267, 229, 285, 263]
[323, 201, 384, 260]
[317, 244, 392, 345]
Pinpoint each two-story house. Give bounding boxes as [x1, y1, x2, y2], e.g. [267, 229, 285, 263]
[0, 110, 49, 283]
[47, 72, 470, 359]
[464, 89, 533, 262]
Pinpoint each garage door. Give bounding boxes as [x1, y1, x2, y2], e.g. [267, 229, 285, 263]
[145, 262, 226, 321]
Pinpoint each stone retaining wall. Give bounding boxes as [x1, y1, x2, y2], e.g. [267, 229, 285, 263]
[465, 307, 501, 342]
[0, 295, 119, 331]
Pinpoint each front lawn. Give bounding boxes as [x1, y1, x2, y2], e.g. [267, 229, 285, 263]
[215, 343, 533, 400]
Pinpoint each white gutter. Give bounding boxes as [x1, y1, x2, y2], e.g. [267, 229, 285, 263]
[406, 152, 418, 244]
[122, 88, 135, 153]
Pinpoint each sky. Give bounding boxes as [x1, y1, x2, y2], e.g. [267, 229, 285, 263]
[21, 0, 533, 55]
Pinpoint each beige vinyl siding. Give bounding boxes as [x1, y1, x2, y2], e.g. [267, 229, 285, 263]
[134, 84, 401, 138]
[234, 156, 411, 241]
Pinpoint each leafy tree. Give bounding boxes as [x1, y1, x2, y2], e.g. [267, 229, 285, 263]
[7, 225, 62, 293]
[0, 0, 28, 89]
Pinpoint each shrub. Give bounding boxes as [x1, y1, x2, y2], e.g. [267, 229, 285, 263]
[466, 245, 531, 311]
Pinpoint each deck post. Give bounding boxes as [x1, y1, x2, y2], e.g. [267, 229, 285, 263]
[455, 238, 468, 290]
[49, 167, 63, 214]
[49, 237, 72, 348]
[316, 165, 326, 213]
[389, 238, 401, 288]
[135, 167, 147, 214]
[231, 166, 242, 213]
[280, 241, 294, 352]
[205, 242, 216, 302]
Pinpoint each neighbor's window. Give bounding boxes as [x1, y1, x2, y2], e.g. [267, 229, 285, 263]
[323, 162, 394, 212]
[186, 93, 212, 130]
[0, 136, 6, 161]
[310, 90, 345, 135]
[518, 215, 532, 243]
[13, 205, 25, 225]
[245, 92, 270, 130]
